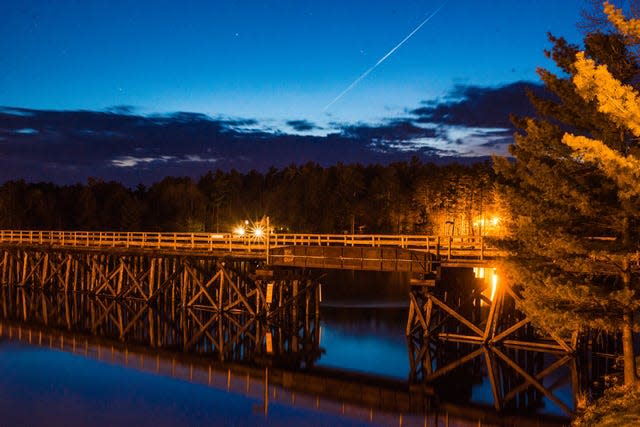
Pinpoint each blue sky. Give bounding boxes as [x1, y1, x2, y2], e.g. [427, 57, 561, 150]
[1, 0, 583, 124]
[0, 0, 592, 183]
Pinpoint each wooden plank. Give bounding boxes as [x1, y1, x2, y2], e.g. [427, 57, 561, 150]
[490, 318, 530, 344]
[423, 347, 484, 382]
[409, 278, 436, 287]
[492, 347, 572, 416]
[428, 293, 484, 337]
[482, 348, 502, 411]
[503, 355, 572, 403]
[483, 288, 501, 342]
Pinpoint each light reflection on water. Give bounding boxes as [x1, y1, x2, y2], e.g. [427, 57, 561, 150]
[0, 269, 584, 427]
[316, 304, 575, 419]
[0, 342, 373, 427]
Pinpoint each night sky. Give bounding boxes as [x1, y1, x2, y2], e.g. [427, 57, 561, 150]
[1, 0, 585, 184]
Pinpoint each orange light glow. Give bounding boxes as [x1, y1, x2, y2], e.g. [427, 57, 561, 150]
[490, 269, 498, 301]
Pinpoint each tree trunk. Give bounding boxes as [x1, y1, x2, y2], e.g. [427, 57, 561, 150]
[622, 310, 637, 385]
[622, 253, 637, 385]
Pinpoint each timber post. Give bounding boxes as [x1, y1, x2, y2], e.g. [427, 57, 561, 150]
[266, 216, 271, 265]
[406, 267, 576, 354]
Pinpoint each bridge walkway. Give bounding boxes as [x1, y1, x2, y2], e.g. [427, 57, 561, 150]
[0, 230, 500, 272]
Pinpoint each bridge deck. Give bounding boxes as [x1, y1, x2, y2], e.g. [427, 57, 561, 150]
[0, 230, 500, 269]
[269, 245, 438, 274]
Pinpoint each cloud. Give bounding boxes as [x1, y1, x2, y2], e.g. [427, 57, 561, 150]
[0, 107, 35, 117]
[111, 154, 218, 168]
[15, 128, 38, 135]
[0, 82, 543, 184]
[286, 119, 320, 132]
[328, 80, 539, 157]
[178, 154, 219, 164]
[338, 120, 438, 141]
[411, 81, 544, 128]
[0, 107, 452, 184]
[106, 105, 137, 114]
[347, 80, 547, 157]
[335, 120, 444, 154]
[111, 156, 175, 168]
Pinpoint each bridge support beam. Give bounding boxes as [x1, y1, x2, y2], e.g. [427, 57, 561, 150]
[407, 335, 579, 415]
[406, 268, 575, 353]
[0, 285, 322, 366]
[0, 247, 319, 323]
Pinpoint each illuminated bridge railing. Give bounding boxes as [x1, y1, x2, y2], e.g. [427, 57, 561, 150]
[0, 230, 500, 261]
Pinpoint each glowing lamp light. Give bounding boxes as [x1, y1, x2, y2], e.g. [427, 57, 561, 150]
[233, 226, 246, 236]
[252, 227, 264, 238]
[473, 267, 485, 279]
[490, 269, 498, 301]
[476, 267, 499, 304]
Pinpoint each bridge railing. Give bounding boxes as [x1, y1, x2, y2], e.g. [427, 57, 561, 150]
[269, 233, 495, 259]
[0, 230, 499, 260]
[0, 230, 261, 253]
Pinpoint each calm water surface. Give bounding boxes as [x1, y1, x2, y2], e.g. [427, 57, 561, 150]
[0, 271, 578, 426]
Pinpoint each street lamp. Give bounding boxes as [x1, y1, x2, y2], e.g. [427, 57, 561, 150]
[232, 217, 271, 261]
[252, 226, 264, 238]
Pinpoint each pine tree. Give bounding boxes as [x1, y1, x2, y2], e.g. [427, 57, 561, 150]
[494, 1, 640, 385]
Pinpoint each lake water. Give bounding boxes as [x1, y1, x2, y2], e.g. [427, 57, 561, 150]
[0, 271, 586, 426]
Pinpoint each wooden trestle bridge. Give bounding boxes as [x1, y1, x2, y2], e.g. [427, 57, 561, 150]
[0, 229, 577, 359]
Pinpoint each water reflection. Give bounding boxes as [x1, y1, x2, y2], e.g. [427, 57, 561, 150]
[0, 286, 320, 368]
[319, 303, 584, 419]
[319, 306, 409, 379]
[408, 338, 577, 416]
[0, 285, 593, 426]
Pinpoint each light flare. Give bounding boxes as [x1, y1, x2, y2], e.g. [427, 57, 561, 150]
[490, 269, 498, 301]
[252, 226, 264, 238]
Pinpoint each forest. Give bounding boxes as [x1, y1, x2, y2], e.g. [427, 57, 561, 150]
[0, 159, 499, 236]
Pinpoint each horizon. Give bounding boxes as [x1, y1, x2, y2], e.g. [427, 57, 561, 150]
[1, 0, 586, 183]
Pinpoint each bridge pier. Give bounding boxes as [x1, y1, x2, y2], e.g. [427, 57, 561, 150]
[252, 269, 321, 362]
[407, 336, 580, 415]
[406, 267, 574, 353]
[0, 280, 322, 367]
[0, 247, 320, 324]
[405, 265, 593, 415]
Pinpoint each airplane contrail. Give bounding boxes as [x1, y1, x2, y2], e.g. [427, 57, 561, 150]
[323, 0, 450, 112]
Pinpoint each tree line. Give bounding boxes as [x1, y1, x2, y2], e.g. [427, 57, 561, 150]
[0, 159, 498, 235]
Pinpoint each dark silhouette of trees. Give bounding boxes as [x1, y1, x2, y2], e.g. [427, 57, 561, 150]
[0, 159, 498, 235]
[145, 177, 207, 231]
